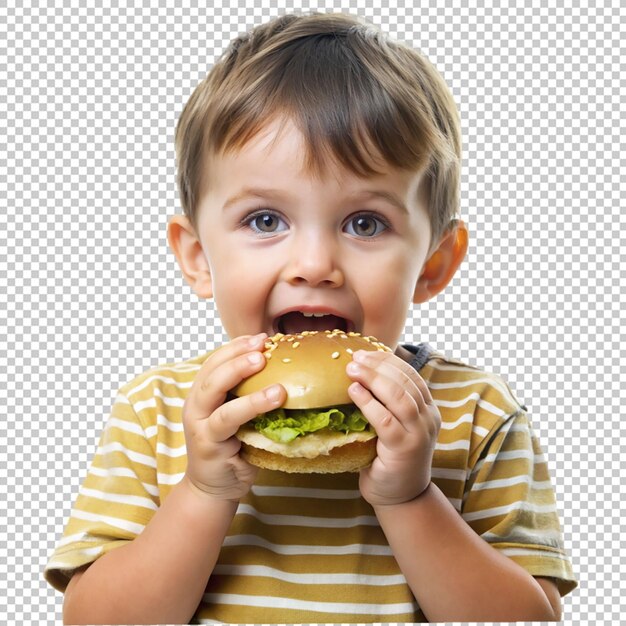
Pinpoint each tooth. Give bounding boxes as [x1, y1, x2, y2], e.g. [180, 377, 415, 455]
[301, 312, 329, 317]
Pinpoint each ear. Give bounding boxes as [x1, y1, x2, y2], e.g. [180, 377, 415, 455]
[413, 219, 468, 303]
[167, 214, 213, 299]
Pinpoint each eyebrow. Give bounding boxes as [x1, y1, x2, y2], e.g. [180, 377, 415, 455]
[222, 187, 408, 214]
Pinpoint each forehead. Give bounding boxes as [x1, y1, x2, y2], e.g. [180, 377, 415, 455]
[206, 116, 424, 194]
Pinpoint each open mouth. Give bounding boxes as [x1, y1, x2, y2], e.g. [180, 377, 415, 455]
[274, 311, 352, 335]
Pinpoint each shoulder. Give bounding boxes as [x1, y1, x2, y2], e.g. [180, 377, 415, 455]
[112, 351, 213, 425]
[416, 346, 528, 466]
[420, 349, 525, 414]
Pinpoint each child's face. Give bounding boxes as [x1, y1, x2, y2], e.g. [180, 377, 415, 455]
[174, 117, 437, 348]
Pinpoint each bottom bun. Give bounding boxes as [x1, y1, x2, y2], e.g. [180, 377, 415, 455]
[240, 438, 377, 474]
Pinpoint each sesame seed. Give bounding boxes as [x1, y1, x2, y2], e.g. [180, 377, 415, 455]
[346, 348, 353, 354]
[282, 358, 291, 363]
[292, 342, 300, 348]
[331, 351, 340, 359]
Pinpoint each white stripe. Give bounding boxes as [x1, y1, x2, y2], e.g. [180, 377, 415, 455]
[509, 423, 531, 434]
[222, 534, 393, 555]
[88, 466, 159, 497]
[157, 471, 184, 485]
[476, 397, 510, 417]
[472, 424, 491, 438]
[463, 500, 557, 523]
[213, 564, 407, 586]
[126, 373, 194, 398]
[98, 442, 157, 469]
[427, 376, 507, 393]
[80, 487, 158, 511]
[201, 593, 417, 616]
[143, 415, 185, 439]
[157, 413, 184, 432]
[434, 393, 515, 420]
[482, 526, 564, 544]
[469, 476, 553, 492]
[251, 486, 461, 512]
[440, 413, 473, 430]
[499, 547, 569, 561]
[107, 417, 146, 437]
[134, 397, 157, 413]
[46, 545, 103, 570]
[431, 466, 468, 482]
[434, 392, 482, 408]
[156, 442, 187, 457]
[72, 508, 146, 535]
[471, 449, 544, 475]
[236, 503, 379, 528]
[153, 387, 185, 407]
[251, 485, 361, 499]
[427, 363, 520, 406]
[435, 439, 470, 451]
[55, 531, 103, 549]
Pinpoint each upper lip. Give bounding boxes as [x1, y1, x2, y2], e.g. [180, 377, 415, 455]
[272, 305, 356, 332]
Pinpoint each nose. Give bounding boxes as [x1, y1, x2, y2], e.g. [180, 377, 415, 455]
[282, 232, 344, 288]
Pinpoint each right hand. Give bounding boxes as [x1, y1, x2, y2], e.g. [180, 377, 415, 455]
[182, 333, 286, 502]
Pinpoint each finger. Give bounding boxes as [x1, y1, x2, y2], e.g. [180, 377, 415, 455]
[208, 383, 286, 442]
[188, 344, 270, 420]
[200, 333, 268, 376]
[353, 350, 433, 410]
[347, 359, 421, 429]
[347, 381, 408, 447]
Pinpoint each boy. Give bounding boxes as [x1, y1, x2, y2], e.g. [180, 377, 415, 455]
[45, 11, 576, 623]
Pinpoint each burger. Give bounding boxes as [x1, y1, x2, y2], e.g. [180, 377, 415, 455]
[231, 329, 392, 473]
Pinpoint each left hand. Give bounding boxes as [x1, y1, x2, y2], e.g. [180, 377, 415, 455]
[346, 350, 441, 507]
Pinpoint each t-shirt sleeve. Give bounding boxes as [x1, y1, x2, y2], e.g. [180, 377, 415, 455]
[462, 410, 577, 597]
[44, 392, 159, 592]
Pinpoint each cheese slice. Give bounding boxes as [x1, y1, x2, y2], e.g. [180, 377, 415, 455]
[236, 425, 376, 459]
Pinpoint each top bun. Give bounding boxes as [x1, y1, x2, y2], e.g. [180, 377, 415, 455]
[232, 330, 392, 409]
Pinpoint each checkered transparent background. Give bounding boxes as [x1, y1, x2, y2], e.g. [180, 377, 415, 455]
[1, 1, 624, 624]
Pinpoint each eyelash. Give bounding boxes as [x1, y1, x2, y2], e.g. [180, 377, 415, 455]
[239, 208, 285, 236]
[239, 207, 391, 238]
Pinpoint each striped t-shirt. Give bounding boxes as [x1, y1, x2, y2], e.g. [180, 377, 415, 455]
[45, 343, 577, 623]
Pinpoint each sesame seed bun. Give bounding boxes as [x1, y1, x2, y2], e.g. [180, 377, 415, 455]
[231, 330, 391, 473]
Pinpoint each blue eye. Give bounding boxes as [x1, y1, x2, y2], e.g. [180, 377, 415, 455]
[243, 210, 288, 235]
[344, 214, 389, 238]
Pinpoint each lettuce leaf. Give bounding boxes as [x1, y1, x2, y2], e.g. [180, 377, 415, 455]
[252, 405, 370, 443]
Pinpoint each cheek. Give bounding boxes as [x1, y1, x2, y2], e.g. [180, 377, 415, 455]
[364, 251, 419, 296]
[208, 246, 274, 304]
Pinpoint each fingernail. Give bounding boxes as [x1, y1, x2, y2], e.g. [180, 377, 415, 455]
[349, 382, 365, 394]
[248, 332, 267, 347]
[347, 362, 361, 375]
[353, 350, 369, 363]
[265, 384, 282, 403]
[247, 352, 263, 364]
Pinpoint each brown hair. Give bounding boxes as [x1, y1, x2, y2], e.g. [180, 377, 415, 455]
[175, 11, 461, 249]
